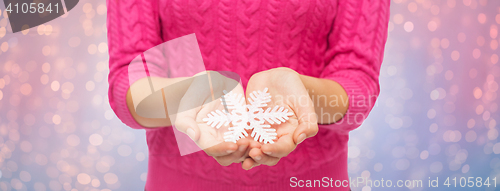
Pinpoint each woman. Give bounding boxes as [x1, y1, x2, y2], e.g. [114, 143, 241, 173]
[107, 0, 389, 190]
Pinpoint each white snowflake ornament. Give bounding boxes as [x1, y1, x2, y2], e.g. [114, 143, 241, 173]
[202, 88, 294, 144]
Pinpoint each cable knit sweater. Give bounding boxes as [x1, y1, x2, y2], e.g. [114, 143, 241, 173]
[107, 0, 389, 190]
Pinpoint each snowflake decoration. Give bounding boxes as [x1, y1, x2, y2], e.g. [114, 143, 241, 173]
[202, 88, 293, 144]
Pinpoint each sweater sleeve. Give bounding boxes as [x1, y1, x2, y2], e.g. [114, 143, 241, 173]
[107, 0, 166, 129]
[319, 0, 390, 134]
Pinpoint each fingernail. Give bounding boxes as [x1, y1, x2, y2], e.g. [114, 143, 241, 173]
[264, 151, 272, 155]
[297, 133, 306, 145]
[238, 145, 247, 152]
[187, 128, 195, 140]
[255, 155, 262, 161]
[226, 150, 236, 154]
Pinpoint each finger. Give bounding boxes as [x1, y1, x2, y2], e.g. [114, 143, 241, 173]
[293, 113, 319, 145]
[173, 115, 201, 142]
[241, 158, 253, 170]
[248, 139, 262, 149]
[213, 139, 251, 163]
[248, 148, 280, 166]
[213, 153, 247, 166]
[213, 156, 232, 166]
[260, 134, 295, 158]
[241, 158, 260, 170]
[236, 138, 251, 152]
[203, 141, 238, 157]
[214, 150, 246, 165]
[173, 96, 203, 142]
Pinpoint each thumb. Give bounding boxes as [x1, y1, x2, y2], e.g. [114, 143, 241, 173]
[171, 73, 209, 142]
[174, 114, 201, 142]
[292, 112, 318, 145]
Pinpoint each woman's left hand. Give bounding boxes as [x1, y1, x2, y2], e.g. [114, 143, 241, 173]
[241, 67, 319, 170]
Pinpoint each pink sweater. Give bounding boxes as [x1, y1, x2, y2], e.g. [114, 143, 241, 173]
[107, 0, 389, 190]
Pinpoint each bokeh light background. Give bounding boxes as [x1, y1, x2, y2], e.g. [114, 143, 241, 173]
[0, 0, 499, 190]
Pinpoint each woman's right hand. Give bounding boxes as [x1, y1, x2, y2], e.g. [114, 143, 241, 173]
[172, 71, 254, 166]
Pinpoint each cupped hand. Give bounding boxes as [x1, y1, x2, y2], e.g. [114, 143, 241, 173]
[172, 71, 255, 166]
[242, 67, 319, 170]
